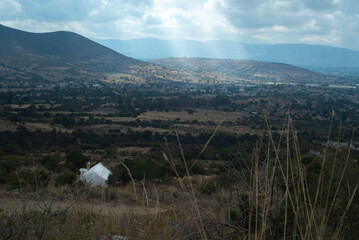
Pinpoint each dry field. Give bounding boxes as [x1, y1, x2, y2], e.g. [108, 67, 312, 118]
[0, 118, 19, 131]
[138, 110, 247, 123]
[0, 108, 258, 136]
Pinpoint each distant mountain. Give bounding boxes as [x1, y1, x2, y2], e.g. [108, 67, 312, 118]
[0, 24, 148, 82]
[150, 58, 333, 83]
[0, 24, 139, 68]
[0, 25, 341, 85]
[94, 38, 359, 73]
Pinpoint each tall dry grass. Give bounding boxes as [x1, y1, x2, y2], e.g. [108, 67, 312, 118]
[161, 111, 358, 239]
[1, 112, 358, 239]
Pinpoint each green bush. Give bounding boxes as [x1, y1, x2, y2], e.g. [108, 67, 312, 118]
[198, 180, 219, 195]
[133, 159, 165, 180]
[108, 158, 166, 185]
[301, 155, 322, 174]
[55, 173, 76, 186]
[227, 192, 260, 233]
[108, 160, 133, 186]
[40, 154, 61, 172]
[7, 168, 50, 190]
[0, 157, 21, 184]
[65, 150, 89, 172]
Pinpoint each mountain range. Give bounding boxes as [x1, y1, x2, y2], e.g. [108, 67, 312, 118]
[94, 38, 359, 74]
[0, 24, 344, 84]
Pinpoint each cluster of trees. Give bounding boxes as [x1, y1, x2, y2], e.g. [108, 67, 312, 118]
[108, 158, 168, 185]
[0, 125, 261, 154]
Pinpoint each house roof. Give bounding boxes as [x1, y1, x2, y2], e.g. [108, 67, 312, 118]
[87, 163, 111, 179]
[80, 163, 111, 187]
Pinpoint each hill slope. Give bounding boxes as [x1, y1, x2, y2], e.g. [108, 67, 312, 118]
[0, 24, 151, 83]
[150, 58, 331, 83]
[0, 24, 139, 69]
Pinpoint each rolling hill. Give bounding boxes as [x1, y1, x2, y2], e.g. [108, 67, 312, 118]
[150, 58, 332, 83]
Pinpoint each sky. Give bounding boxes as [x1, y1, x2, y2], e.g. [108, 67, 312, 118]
[0, 0, 359, 50]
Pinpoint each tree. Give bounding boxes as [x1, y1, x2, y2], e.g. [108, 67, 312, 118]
[212, 94, 230, 107]
[40, 154, 61, 172]
[107, 163, 132, 186]
[65, 150, 89, 172]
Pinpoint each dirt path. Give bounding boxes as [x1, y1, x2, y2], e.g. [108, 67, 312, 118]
[0, 197, 166, 216]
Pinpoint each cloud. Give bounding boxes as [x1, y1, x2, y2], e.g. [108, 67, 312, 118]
[302, 0, 337, 11]
[0, 0, 21, 20]
[0, 0, 358, 50]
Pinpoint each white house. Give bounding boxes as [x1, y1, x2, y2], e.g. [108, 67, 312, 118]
[80, 162, 111, 187]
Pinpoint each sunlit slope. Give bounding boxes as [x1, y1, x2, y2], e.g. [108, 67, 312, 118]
[151, 58, 333, 83]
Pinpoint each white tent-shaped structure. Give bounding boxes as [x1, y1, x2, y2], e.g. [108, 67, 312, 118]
[79, 163, 111, 187]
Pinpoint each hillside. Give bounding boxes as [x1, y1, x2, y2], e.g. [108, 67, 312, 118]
[0, 24, 154, 83]
[0, 24, 139, 69]
[150, 58, 331, 83]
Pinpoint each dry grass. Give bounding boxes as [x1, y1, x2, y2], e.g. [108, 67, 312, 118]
[1, 113, 358, 239]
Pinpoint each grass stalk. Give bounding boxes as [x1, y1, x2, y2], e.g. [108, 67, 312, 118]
[175, 129, 208, 240]
[120, 161, 139, 205]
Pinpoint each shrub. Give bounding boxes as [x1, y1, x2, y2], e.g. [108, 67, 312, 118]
[198, 180, 219, 195]
[108, 161, 132, 186]
[65, 150, 89, 172]
[0, 157, 21, 184]
[227, 192, 260, 233]
[133, 159, 165, 180]
[55, 173, 76, 186]
[8, 168, 50, 190]
[40, 154, 61, 172]
[108, 158, 166, 185]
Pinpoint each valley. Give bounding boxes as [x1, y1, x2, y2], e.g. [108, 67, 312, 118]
[0, 25, 358, 240]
